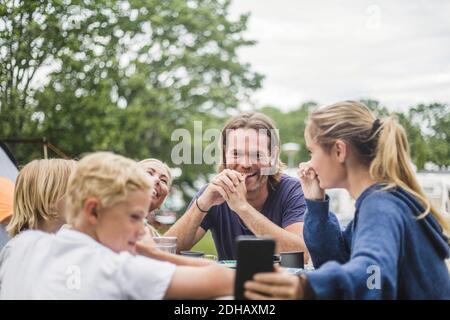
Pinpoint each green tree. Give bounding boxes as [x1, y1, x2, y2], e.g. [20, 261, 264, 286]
[407, 103, 450, 169]
[260, 101, 317, 166]
[259, 99, 449, 171]
[1, 0, 263, 199]
[359, 98, 389, 117]
[396, 112, 428, 170]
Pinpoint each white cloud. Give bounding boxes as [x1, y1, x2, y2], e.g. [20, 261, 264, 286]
[230, 0, 450, 112]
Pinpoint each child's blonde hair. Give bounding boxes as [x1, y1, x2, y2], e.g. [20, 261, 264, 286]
[307, 100, 450, 236]
[7, 159, 77, 236]
[65, 152, 152, 224]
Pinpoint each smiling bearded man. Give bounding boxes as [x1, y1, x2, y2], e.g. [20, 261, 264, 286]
[166, 112, 308, 260]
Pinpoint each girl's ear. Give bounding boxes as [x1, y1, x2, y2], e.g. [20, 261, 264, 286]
[334, 139, 348, 164]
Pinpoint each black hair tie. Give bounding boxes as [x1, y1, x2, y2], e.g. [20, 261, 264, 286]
[372, 119, 381, 133]
[362, 119, 382, 160]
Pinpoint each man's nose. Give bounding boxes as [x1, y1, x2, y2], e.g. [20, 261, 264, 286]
[241, 154, 252, 168]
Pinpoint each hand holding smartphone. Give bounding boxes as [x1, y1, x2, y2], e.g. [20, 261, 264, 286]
[234, 236, 275, 300]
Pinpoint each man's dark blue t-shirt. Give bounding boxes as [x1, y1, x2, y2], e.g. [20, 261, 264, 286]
[191, 174, 306, 260]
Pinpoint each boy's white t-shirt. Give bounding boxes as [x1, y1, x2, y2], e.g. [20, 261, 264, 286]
[0, 229, 176, 299]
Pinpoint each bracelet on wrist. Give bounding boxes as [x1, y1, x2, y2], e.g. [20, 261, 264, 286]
[195, 198, 209, 213]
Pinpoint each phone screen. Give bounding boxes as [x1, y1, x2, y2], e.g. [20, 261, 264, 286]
[234, 236, 275, 300]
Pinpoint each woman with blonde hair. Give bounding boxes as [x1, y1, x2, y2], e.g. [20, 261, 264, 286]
[245, 101, 450, 299]
[7, 159, 77, 237]
[138, 158, 172, 237]
[138, 158, 213, 267]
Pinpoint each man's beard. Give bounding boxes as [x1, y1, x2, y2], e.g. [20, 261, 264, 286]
[246, 173, 268, 193]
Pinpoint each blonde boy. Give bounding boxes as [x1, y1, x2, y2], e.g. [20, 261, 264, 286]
[0, 152, 233, 299]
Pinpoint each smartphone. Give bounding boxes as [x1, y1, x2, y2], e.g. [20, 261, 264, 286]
[234, 236, 275, 300]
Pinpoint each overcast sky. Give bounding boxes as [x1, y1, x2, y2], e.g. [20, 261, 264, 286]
[229, 0, 450, 112]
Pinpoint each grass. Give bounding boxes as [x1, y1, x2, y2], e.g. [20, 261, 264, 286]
[192, 231, 217, 256]
[156, 225, 217, 256]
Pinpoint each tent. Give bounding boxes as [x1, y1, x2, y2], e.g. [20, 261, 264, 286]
[0, 141, 18, 248]
[0, 141, 18, 182]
